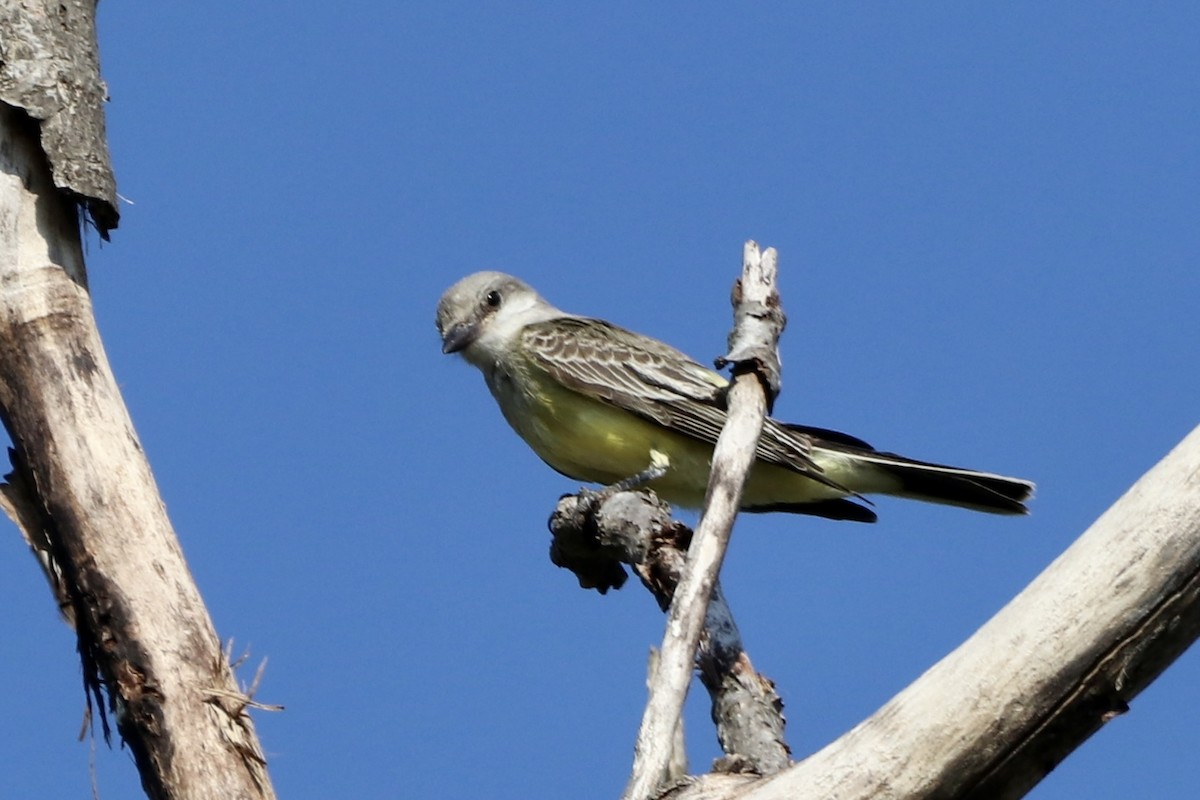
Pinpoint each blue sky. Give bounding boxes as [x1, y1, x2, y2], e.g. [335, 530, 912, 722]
[1, 3, 1197, 798]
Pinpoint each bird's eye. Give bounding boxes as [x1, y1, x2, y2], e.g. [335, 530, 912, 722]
[485, 290, 502, 308]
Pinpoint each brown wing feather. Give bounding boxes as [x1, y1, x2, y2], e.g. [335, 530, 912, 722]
[520, 318, 844, 491]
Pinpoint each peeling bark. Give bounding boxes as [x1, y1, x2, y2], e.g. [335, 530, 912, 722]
[1, 63, 274, 800]
[0, 0, 119, 234]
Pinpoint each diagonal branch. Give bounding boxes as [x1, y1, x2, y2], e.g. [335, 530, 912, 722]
[550, 489, 790, 780]
[622, 242, 785, 800]
[662, 424, 1200, 800]
[1, 35, 277, 797]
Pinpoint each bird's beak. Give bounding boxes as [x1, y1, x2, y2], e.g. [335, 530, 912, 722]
[441, 321, 478, 354]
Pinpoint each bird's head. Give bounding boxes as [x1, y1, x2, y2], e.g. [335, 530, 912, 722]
[436, 271, 549, 357]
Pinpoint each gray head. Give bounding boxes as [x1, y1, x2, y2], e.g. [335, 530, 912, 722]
[436, 271, 555, 356]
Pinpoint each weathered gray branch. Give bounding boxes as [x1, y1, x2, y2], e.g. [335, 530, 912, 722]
[550, 490, 789, 779]
[662, 424, 1200, 799]
[638, 517, 789, 778]
[0, 19, 274, 798]
[623, 242, 785, 800]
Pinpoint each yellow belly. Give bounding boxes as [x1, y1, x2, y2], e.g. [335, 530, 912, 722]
[496, 375, 844, 509]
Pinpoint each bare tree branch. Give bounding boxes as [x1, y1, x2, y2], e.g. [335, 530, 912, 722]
[0, 101, 277, 800]
[0, 6, 276, 795]
[623, 242, 785, 800]
[550, 489, 790, 779]
[661, 424, 1200, 799]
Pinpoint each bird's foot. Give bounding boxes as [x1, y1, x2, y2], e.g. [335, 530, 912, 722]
[579, 451, 670, 515]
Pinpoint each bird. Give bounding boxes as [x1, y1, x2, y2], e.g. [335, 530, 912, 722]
[436, 271, 1033, 523]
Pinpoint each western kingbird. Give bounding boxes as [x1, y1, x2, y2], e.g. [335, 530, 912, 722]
[436, 271, 1033, 522]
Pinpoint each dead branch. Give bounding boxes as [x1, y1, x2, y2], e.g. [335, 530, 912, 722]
[0, 5, 276, 794]
[662, 425, 1200, 799]
[620, 242, 784, 800]
[550, 490, 790, 780]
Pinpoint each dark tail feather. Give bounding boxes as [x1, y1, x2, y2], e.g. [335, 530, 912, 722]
[787, 424, 1035, 515]
[744, 498, 878, 523]
[870, 452, 1034, 514]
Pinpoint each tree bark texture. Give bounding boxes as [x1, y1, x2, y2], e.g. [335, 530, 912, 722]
[624, 243, 784, 800]
[662, 424, 1200, 800]
[0, 0, 118, 234]
[550, 490, 790, 777]
[1, 98, 274, 800]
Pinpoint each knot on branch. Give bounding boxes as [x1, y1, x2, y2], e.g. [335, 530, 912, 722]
[549, 489, 673, 594]
[715, 244, 785, 408]
[548, 486, 792, 778]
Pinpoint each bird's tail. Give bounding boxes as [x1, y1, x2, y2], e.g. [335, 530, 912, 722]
[794, 425, 1035, 515]
[868, 452, 1034, 514]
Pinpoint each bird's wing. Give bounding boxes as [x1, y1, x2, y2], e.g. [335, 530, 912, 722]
[520, 317, 827, 477]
